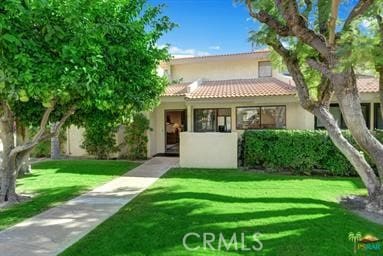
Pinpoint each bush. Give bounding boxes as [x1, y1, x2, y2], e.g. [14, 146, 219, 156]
[243, 130, 382, 176]
[82, 122, 119, 160]
[30, 140, 50, 158]
[125, 113, 151, 160]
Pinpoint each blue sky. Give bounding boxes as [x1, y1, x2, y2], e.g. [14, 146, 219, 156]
[148, 0, 360, 57]
[148, 0, 257, 56]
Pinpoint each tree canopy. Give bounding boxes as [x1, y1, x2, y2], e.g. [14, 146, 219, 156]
[2, 0, 174, 124]
[0, 0, 174, 202]
[243, 0, 383, 209]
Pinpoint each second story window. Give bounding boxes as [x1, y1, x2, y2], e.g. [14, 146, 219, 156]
[259, 61, 272, 77]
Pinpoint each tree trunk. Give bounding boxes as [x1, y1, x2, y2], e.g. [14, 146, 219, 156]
[50, 122, 60, 159]
[0, 115, 19, 202]
[0, 104, 74, 203]
[334, 72, 383, 180]
[16, 122, 31, 176]
[313, 106, 383, 207]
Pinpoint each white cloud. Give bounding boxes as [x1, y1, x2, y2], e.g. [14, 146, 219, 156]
[168, 46, 210, 56]
[209, 45, 221, 50]
[157, 44, 211, 57]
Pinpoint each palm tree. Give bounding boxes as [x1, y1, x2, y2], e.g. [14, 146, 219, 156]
[348, 232, 362, 254]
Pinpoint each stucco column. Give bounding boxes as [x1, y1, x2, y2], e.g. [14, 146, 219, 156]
[187, 104, 192, 132]
[231, 107, 236, 132]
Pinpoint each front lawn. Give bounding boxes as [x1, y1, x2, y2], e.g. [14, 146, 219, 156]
[61, 168, 383, 256]
[0, 160, 138, 231]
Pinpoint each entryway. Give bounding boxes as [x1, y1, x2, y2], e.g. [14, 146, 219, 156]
[165, 110, 187, 154]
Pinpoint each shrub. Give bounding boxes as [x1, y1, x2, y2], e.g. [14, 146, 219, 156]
[243, 130, 383, 176]
[30, 140, 50, 158]
[82, 122, 119, 160]
[125, 113, 151, 160]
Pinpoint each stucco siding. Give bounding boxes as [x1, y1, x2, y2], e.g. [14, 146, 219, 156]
[65, 125, 87, 157]
[180, 132, 238, 168]
[171, 58, 276, 82]
[65, 124, 127, 158]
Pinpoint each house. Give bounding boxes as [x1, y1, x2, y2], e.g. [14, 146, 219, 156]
[64, 50, 381, 168]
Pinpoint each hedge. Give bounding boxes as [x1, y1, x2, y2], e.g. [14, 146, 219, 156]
[242, 129, 383, 176]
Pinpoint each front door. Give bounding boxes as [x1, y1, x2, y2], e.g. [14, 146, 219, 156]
[165, 110, 187, 154]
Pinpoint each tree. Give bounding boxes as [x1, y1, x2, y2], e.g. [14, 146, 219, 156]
[243, 0, 383, 209]
[50, 122, 61, 160]
[0, 0, 174, 202]
[51, 122, 60, 159]
[15, 121, 31, 175]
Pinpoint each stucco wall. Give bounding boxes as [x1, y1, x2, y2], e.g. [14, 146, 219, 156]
[64, 125, 87, 157]
[64, 124, 127, 158]
[180, 132, 238, 168]
[171, 58, 279, 82]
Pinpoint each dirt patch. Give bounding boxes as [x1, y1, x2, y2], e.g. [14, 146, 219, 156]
[341, 195, 383, 226]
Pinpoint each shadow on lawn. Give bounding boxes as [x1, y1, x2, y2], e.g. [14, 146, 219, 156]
[31, 160, 138, 176]
[126, 193, 379, 255]
[0, 186, 85, 231]
[61, 174, 381, 256]
[165, 168, 365, 189]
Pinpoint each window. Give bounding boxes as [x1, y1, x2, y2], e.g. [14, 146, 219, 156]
[236, 106, 286, 129]
[217, 108, 231, 132]
[374, 103, 383, 129]
[258, 61, 272, 77]
[194, 108, 231, 132]
[315, 103, 370, 129]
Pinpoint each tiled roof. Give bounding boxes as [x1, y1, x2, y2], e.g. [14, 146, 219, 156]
[357, 76, 379, 93]
[187, 78, 296, 99]
[163, 76, 380, 98]
[163, 82, 189, 96]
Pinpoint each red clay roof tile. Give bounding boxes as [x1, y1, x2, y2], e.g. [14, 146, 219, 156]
[163, 77, 379, 98]
[187, 78, 296, 99]
[357, 76, 379, 93]
[163, 83, 189, 96]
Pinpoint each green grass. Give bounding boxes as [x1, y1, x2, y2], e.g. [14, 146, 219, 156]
[61, 168, 383, 256]
[0, 159, 138, 231]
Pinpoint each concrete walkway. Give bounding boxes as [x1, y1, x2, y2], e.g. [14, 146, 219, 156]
[0, 157, 179, 256]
